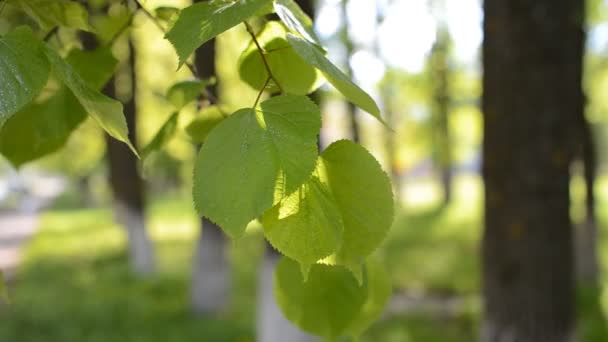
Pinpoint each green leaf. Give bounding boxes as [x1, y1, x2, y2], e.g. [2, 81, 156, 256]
[319, 140, 394, 270]
[274, 0, 320, 45]
[193, 94, 320, 238]
[262, 175, 344, 276]
[165, 0, 272, 66]
[346, 259, 392, 337]
[166, 79, 214, 110]
[155, 6, 180, 23]
[141, 112, 180, 158]
[0, 48, 118, 167]
[185, 106, 225, 144]
[15, 0, 91, 31]
[287, 34, 386, 125]
[43, 45, 138, 156]
[238, 21, 324, 95]
[274, 257, 368, 339]
[0, 26, 50, 129]
[0, 271, 7, 302]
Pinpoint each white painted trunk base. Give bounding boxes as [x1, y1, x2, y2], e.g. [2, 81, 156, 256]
[191, 223, 230, 314]
[114, 202, 156, 276]
[575, 216, 599, 286]
[257, 254, 316, 342]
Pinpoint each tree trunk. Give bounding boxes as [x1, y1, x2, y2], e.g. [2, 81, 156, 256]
[481, 0, 583, 340]
[257, 247, 316, 342]
[104, 37, 156, 276]
[430, 26, 452, 207]
[190, 32, 231, 314]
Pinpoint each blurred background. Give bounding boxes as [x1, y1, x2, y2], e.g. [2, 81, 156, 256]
[1, 0, 608, 341]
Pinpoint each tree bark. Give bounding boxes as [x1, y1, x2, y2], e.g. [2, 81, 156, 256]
[104, 37, 156, 276]
[481, 0, 583, 340]
[257, 248, 316, 342]
[430, 26, 452, 207]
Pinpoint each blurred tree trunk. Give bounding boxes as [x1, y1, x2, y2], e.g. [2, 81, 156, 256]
[575, 107, 598, 287]
[258, 248, 316, 342]
[104, 37, 156, 276]
[340, 0, 359, 143]
[429, 25, 452, 207]
[191, 32, 231, 315]
[257, 2, 316, 341]
[481, 0, 583, 340]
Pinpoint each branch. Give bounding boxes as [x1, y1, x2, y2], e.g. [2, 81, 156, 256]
[254, 77, 271, 108]
[244, 21, 284, 93]
[43, 26, 59, 42]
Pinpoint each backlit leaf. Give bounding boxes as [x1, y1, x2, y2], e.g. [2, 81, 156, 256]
[262, 175, 343, 276]
[166, 79, 214, 110]
[319, 140, 394, 271]
[274, 257, 368, 339]
[0, 48, 117, 167]
[346, 259, 392, 337]
[287, 33, 386, 125]
[0, 26, 50, 129]
[15, 0, 91, 31]
[43, 45, 138, 156]
[165, 0, 272, 66]
[238, 21, 324, 95]
[193, 94, 320, 238]
[274, 0, 320, 45]
[141, 112, 179, 158]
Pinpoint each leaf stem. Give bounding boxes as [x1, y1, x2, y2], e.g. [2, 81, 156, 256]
[43, 26, 59, 42]
[244, 21, 284, 93]
[253, 77, 271, 108]
[0, 0, 7, 17]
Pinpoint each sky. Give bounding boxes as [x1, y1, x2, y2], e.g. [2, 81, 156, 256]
[315, 0, 483, 79]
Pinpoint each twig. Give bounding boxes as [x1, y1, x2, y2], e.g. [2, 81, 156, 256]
[0, 0, 7, 17]
[253, 77, 271, 108]
[244, 21, 284, 93]
[106, 12, 135, 47]
[43, 26, 59, 42]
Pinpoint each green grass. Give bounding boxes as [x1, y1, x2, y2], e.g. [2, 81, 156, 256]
[4, 173, 608, 341]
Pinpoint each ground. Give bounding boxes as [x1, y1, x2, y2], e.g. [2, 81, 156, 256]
[0, 174, 606, 341]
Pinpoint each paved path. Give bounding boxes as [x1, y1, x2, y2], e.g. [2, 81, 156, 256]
[0, 214, 39, 280]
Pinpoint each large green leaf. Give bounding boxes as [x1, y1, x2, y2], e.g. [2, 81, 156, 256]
[0, 48, 118, 167]
[0, 26, 50, 129]
[193, 94, 320, 238]
[261, 140, 394, 277]
[165, 0, 272, 66]
[319, 140, 394, 271]
[274, 0, 320, 45]
[185, 106, 226, 144]
[274, 257, 368, 339]
[238, 21, 324, 95]
[345, 259, 392, 337]
[141, 112, 179, 158]
[287, 34, 385, 125]
[43, 45, 138, 156]
[15, 0, 91, 31]
[262, 175, 343, 277]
